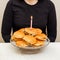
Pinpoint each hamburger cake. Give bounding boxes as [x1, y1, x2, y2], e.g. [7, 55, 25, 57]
[11, 27, 48, 48]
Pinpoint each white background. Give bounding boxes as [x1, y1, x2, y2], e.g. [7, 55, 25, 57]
[0, 0, 60, 42]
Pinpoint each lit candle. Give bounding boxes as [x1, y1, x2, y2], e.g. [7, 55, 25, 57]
[30, 16, 33, 28]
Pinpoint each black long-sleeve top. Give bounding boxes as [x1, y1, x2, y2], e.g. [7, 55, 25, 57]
[1, 0, 57, 42]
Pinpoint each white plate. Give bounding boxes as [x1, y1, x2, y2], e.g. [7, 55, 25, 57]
[10, 39, 50, 54]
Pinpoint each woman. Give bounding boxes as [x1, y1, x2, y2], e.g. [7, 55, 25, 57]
[1, 0, 57, 42]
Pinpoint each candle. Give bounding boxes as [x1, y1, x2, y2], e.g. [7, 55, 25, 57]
[30, 16, 33, 29]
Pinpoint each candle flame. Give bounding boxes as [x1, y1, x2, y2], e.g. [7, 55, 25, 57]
[31, 16, 33, 20]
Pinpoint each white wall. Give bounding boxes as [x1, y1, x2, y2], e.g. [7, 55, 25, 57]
[0, 0, 60, 42]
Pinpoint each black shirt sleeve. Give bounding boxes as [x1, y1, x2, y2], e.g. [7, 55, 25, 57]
[47, 1, 57, 42]
[1, 1, 13, 42]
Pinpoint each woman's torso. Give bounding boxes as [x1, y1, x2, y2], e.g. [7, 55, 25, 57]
[12, 0, 49, 33]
